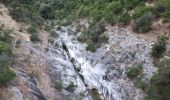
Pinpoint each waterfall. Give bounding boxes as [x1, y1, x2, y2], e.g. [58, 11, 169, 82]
[47, 25, 156, 100]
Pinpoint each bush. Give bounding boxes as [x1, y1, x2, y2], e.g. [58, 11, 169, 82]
[126, 63, 143, 79]
[123, 0, 146, 10]
[158, 59, 170, 68]
[153, 3, 166, 18]
[30, 34, 40, 42]
[27, 26, 38, 35]
[146, 59, 170, 100]
[105, 12, 117, 25]
[157, 0, 170, 19]
[118, 12, 131, 25]
[106, 1, 123, 14]
[55, 80, 62, 91]
[9, 8, 29, 23]
[0, 65, 16, 86]
[27, 26, 40, 42]
[38, 3, 53, 19]
[151, 35, 169, 58]
[86, 40, 96, 52]
[0, 42, 11, 54]
[0, 28, 16, 86]
[90, 88, 102, 100]
[132, 6, 153, 19]
[89, 21, 106, 42]
[133, 13, 153, 33]
[65, 82, 76, 92]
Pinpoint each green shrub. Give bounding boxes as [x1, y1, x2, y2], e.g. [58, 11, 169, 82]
[132, 6, 153, 19]
[158, 59, 170, 68]
[76, 5, 90, 18]
[105, 12, 117, 25]
[118, 12, 131, 25]
[98, 34, 109, 43]
[137, 79, 147, 91]
[55, 80, 62, 91]
[9, 8, 29, 23]
[86, 40, 96, 52]
[65, 82, 76, 92]
[89, 21, 106, 42]
[133, 13, 153, 33]
[151, 35, 169, 58]
[50, 30, 58, 38]
[27, 26, 38, 35]
[126, 63, 143, 79]
[0, 30, 11, 43]
[77, 33, 88, 42]
[123, 0, 146, 10]
[30, 34, 40, 42]
[90, 88, 102, 100]
[146, 59, 170, 100]
[106, 1, 123, 14]
[157, 0, 170, 19]
[0, 66, 16, 86]
[0, 28, 16, 86]
[153, 3, 166, 18]
[27, 26, 40, 42]
[38, 3, 53, 19]
[0, 42, 11, 54]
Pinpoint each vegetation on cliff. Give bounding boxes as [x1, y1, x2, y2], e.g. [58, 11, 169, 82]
[0, 26, 16, 86]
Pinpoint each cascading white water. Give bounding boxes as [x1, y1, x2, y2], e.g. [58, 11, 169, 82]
[47, 25, 156, 100]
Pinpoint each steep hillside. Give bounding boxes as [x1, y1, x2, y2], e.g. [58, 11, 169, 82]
[0, 0, 170, 100]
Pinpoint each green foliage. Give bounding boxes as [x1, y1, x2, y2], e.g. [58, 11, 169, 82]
[65, 82, 76, 92]
[132, 6, 153, 19]
[123, 0, 146, 10]
[0, 28, 16, 86]
[30, 34, 40, 42]
[78, 21, 107, 52]
[90, 88, 102, 100]
[106, 1, 123, 14]
[27, 26, 38, 35]
[158, 59, 170, 68]
[146, 59, 170, 100]
[55, 80, 62, 91]
[137, 79, 147, 91]
[0, 65, 16, 86]
[133, 13, 153, 33]
[105, 12, 117, 25]
[0, 29, 12, 55]
[0, 42, 11, 54]
[127, 63, 143, 79]
[118, 12, 131, 25]
[157, 0, 170, 19]
[151, 35, 169, 58]
[86, 40, 96, 52]
[27, 26, 40, 42]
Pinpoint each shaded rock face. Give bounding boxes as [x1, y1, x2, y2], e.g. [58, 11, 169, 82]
[45, 25, 156, 100]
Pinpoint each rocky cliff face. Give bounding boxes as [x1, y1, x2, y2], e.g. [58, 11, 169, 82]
[43, 24, 157, 100]
[1, 4, 169, 100]
[0, 4, 61, 100]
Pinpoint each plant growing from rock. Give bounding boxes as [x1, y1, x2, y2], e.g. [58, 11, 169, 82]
[65, 82, 76, 92]
[126, 63, 143, 79]
[55, 80, 62, 91]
